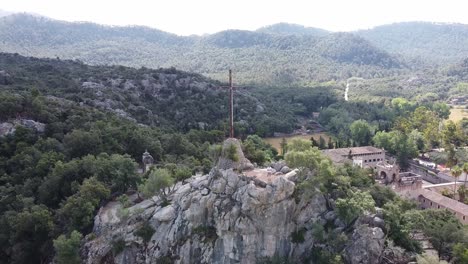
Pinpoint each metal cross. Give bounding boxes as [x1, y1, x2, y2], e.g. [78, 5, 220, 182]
[219, 70, 235, 138]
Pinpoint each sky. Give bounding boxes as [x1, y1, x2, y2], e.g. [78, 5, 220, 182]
[2, 0, 468, 35]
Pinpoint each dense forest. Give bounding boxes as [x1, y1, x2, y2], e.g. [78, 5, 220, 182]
[357, 22, 468, 63]
[0, 14, 407, 85]
[0, 51, 466, 263]
[0, 12, 467, 264]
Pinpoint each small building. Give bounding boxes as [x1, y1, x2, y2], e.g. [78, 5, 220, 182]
[376, 160, 400, 184]
[322, 146, 385, 169]
[418, 189, 468, 225]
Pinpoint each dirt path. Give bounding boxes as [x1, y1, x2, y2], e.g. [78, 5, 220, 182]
[345, 80, 350, 101]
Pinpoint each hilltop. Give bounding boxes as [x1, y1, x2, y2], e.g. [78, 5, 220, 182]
[0, 14, 404, 85]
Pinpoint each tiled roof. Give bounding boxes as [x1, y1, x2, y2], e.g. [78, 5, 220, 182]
[418, 189, 468, 214]
[322, 146, 384, 163]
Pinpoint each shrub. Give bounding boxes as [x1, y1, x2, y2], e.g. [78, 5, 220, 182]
[111, 237, 126, 256]
[53, 230, 83, 264]
[135, 222, 155, 244]
[291, 228, 306, 243]
[226, 143, 239, 162]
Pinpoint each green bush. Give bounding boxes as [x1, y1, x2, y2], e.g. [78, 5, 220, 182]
[53, 230, 83, 264]
[135, 223, 155, 244]
[226, 143, 239, 162]
[192, 225, 218, 242]
[111, 237, 126, 256]
[291, 228, 306, 243]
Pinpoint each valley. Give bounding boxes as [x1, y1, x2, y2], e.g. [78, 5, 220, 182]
[450, 106, 468, 122]
[0, 10, 467, 264]
[264, 133, 330, 151]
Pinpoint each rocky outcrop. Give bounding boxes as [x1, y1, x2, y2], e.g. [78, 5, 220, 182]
[82, 141, 389, 264]
[0, 70, 13, 85]
[0, 122, 15, 137]
[0, 70, 12, 85]
[0, 119, 45, 137]
[82, 166, 328, 264]
[344, 225, 386, 264]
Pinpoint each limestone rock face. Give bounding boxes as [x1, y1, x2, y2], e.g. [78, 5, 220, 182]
[82, 167, 328, 264]
[0, 70, 12, 85]
[0, 119, 45, 137]
[82, 140, 387, 264]
[343, 225, 385, 264]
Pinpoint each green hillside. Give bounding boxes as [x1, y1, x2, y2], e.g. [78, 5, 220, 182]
[0, 14, 404, 85]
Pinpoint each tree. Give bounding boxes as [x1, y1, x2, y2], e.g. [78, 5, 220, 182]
[409, 130, 427, 153]
[422, 210, 464, 260]
[280, 138, 288, 155]
[93, 153, 139, 193]
[393, 133, 418, 171]
[442, 120, 464, 147]
[59, 178, 110, 232]
[432, 102, 451, 120]
[310, 137, 318, 147]
[288, 138, 312, 152]
[369, 185, 396, 207]
[63, 130, 102, 158]
[327, 138, 334, 149]
[319, 136, 326, 149]
[350, 119, 373, 146]
[383, 200, 423, 252]
[242, 135, 276, 165]
[451, 166, 462, 197]
[453, 243, 468, 264]
[53, 230, 82, 264]
[373, 131, 393, 151]
[457, 185, 467, 203]
[336, 190, 375, 226]
[285, 147, 323, 171]
[138, 168, 174, 198]
[410, 106, 441, 148]
[463, 163, 468, 185]
[8, 205, 54, 263]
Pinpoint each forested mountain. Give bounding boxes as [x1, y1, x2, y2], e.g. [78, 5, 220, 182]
[0, 14, 404, 85]
[0, 52, 309, 136]
[256, 22, 329, 37]
[0, 12, 467, 263]
[357, 22, 468, 63]
[0, 10, 12, 17]
[0, 52, 345, 263]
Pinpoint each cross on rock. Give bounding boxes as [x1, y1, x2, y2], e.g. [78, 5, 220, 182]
[220, 70, 236, 138]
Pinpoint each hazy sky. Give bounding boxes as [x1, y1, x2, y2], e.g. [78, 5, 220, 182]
[2, 0, 468, 35]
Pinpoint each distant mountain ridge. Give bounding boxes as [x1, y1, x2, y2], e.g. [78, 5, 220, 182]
[4, 14, 468, 84]
[356, 22, 468, 63]
[0, 14, 405, 85]
[256, 22, 329, 37]
[0, 9, 12, 17]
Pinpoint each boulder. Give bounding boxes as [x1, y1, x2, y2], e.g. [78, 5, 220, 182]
[0, 122, 15, 137]
[19, 119, 45, 133]
[344, 225, 385, 264]
[280, 166, 291, 174]
[271, 161, 286, 172]
[153, 205, 176, 222]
